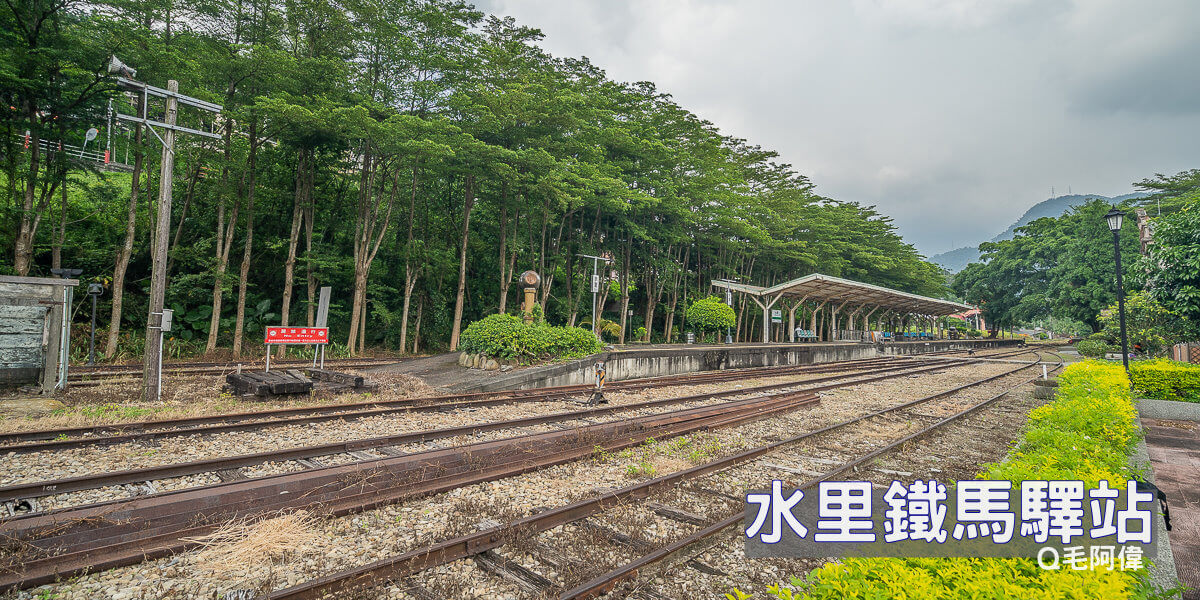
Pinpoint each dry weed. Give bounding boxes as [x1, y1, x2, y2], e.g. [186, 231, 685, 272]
[182, 511, 319, 576]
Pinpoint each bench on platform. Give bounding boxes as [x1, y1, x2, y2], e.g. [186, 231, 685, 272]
[793, 329, 817, 342]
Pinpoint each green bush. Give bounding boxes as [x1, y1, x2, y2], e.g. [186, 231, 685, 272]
[1130, 358, 1200, 402]
[1074, 338, 1111, 358]
[634, 326, 647, 341]
[685, 296, 735, 333]
[458, 314, 603, 363]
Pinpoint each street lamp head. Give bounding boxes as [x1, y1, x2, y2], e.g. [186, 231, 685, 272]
[1104, 206, 1125, 232]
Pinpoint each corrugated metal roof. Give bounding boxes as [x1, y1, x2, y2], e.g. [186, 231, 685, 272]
[712, 273, 973, 315]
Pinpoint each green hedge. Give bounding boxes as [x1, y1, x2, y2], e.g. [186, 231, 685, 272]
[1131, 358, 1200, 402]
[735, 361, 1163, 600]
[458, 314, 603, 363]
[1074, 338, 1110, 358]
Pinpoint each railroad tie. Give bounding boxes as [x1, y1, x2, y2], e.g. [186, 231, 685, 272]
[578, 521, 654, 550]
[474, 550, 555, 593]
[295, 458, 324, 469]
[685, 558, 729, 577]
[645, 502, 708, 526]
[346, 451, 376, 461]
[2, 498, 39, 517]
[761, 462, 823, 478]
[377, 446, 405, 457]
[118, 481, 157, 497]
[214, 468, 246, 483]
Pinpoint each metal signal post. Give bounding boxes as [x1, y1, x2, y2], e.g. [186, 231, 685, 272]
[110, 57, 223, 401]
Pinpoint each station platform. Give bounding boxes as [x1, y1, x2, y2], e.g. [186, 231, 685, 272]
[457, 338, 1019, 393]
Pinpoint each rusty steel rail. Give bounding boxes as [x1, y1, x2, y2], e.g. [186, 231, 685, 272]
[0, 357, 952, 502]
[559, 355, 1064, 600]
[0, 357, 909, 452]
[0, 387, 823, 593]
[259, 354, 1048, 600]
[67, 357, 405, 381]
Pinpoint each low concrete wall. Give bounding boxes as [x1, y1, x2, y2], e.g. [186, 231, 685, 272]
[459, 339, 1019, 393]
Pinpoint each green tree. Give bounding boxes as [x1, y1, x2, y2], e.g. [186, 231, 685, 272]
[1098, 292, 1183, 358]
[685, 297, 735, 334]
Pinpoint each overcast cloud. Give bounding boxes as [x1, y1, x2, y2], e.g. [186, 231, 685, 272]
[474, 0, 1200, 255]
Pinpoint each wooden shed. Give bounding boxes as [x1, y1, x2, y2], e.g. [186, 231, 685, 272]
[0, 275, 79, 392]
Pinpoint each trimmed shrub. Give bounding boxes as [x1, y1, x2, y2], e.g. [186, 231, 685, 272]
[685, 296, 735, 334]
[1130, 358, 1200, 402]
[458, 314, 603, 363]
[634, 326, 647, 341]
[1074, 338, 1110, 358]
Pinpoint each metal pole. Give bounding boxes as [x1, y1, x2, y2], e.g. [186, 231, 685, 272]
[590, 256, 595, 338]
[142, 80, 177, 401]
[1113, 229, 1130, 374]
[157, 326, 164, 401]
[89, 292, 97, 364]
[266, 345, 271, 373]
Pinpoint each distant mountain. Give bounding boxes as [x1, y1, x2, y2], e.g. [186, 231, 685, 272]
[930, 192, 1148, 273]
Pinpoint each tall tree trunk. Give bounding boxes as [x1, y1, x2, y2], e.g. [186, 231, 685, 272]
[399, 164, 419, 351]
[14, 103, 43, 277]
[204, 113, 239, 354]
[497, 182, 511, 313]
[617, 239, 631, 344]
[346, 149, 396, 355]
[166, 158, 201, 278]
[232, 121, 258, 357]
[278, 147, 309, 358]
[664, 245, 690, 343]
[304, 191, 316, 326]
[51, 166, 66, 270]
[106, 117, 144, 357]
[412, 295, 423, 354]
[448, 174, 475, 351]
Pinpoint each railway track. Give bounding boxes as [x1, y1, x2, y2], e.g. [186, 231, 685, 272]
[250, 351, 1052, 600]
[0, 358, 960, 505]
[8, 347, 1032, 451]
[66, 357, 405, 382]
[0, 354, 1043, 593]
[0, 356, 913, 452]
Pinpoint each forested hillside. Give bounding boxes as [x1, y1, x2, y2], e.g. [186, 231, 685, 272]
[2, 0, 947, 358]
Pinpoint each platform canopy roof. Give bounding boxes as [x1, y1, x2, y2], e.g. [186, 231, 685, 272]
[712, 273, 974, 316]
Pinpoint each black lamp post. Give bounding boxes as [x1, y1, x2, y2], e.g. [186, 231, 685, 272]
[1104, 206, 1130, 374]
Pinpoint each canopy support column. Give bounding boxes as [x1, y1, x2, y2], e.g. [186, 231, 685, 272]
[828, 301, 848, 341]
[788, 295, 809, 342]
[750, 292, 784, 344]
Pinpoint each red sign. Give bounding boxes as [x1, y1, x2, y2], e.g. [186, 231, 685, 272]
[264, 326, 329, 345]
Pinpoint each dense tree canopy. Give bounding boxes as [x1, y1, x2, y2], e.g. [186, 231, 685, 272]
[2, 0, 949, 358]
[952, 199, 1141, 333]
[953, 171, 1200, 336]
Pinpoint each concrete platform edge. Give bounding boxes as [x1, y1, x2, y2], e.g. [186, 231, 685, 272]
[1138, 398, 1200, 422]
[1134, 415, 1183, 598]
[451, 339, 1019, 393]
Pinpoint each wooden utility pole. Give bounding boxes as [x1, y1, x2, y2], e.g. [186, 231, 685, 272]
[143, 80, 177, 401]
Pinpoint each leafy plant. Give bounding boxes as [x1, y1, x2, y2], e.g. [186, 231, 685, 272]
[458, 313, 603, 362]
[685, 296, 735, 334]
[1074, 338, 1110, 358]
[1097, 292, 1185, 358]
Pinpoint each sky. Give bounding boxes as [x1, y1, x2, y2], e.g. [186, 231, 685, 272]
[474, 0, 1200, 256]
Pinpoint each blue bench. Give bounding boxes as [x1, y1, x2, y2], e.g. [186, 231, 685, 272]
[794, 329, 817, 342]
